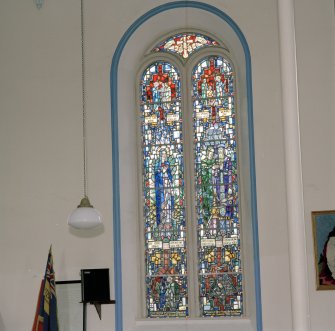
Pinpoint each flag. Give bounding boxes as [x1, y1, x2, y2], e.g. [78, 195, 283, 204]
[32, 246, 59, 331]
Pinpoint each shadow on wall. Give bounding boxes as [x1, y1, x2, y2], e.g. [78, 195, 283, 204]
[0, 312, 5, 331]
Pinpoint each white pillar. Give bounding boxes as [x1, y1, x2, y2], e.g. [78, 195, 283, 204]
[277, 0, 310, 331]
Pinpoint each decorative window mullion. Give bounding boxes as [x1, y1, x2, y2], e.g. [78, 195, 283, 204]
[180, 61, 199, 317]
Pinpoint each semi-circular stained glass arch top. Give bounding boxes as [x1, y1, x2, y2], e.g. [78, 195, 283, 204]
[152, 33, 220, 59]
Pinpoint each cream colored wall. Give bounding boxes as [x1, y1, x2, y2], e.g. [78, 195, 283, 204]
[0, 0, 333, 330]
[0, 0, 115, 330]
[295, 0, 335, 330]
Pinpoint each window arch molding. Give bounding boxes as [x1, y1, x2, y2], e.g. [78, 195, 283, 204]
[110, 2, 262, 331]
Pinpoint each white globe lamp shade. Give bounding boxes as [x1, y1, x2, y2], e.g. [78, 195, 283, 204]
[68, 197, 102, 229]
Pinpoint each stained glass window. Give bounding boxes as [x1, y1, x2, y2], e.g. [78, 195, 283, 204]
[152, 33, 219, 59]
[192, 56, 242, 316]
[140, 62, 188, 317]
[141, 33, 243, 319]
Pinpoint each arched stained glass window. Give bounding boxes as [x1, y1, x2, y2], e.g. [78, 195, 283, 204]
[152, 33, 220, 59]
[140, 33, 243, 319]
[192, 56, 242, 316]
[140, 61, 188, 317]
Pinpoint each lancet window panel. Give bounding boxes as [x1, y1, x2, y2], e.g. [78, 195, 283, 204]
[192, 56, 242, 317]
[140, 61, 188, 318]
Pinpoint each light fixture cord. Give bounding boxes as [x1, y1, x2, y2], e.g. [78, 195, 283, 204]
[80, 0, 88, 198]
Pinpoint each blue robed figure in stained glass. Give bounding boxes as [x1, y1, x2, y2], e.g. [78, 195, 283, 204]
[155, 148, 174, 231]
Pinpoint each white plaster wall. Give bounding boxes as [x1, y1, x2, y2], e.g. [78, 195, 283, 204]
[0, 0, 115, 330]
[294, 0, 335, 330]
[0, 0, 332, 330]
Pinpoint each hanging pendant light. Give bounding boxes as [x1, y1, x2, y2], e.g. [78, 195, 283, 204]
[68, 0, 102, 229]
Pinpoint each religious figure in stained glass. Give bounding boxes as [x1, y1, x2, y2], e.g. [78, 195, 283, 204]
[200, 146, 216, 223]
[154, 147, 174, 232]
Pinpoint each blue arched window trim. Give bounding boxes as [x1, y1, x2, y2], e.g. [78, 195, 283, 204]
[110, 2, 262, 330]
